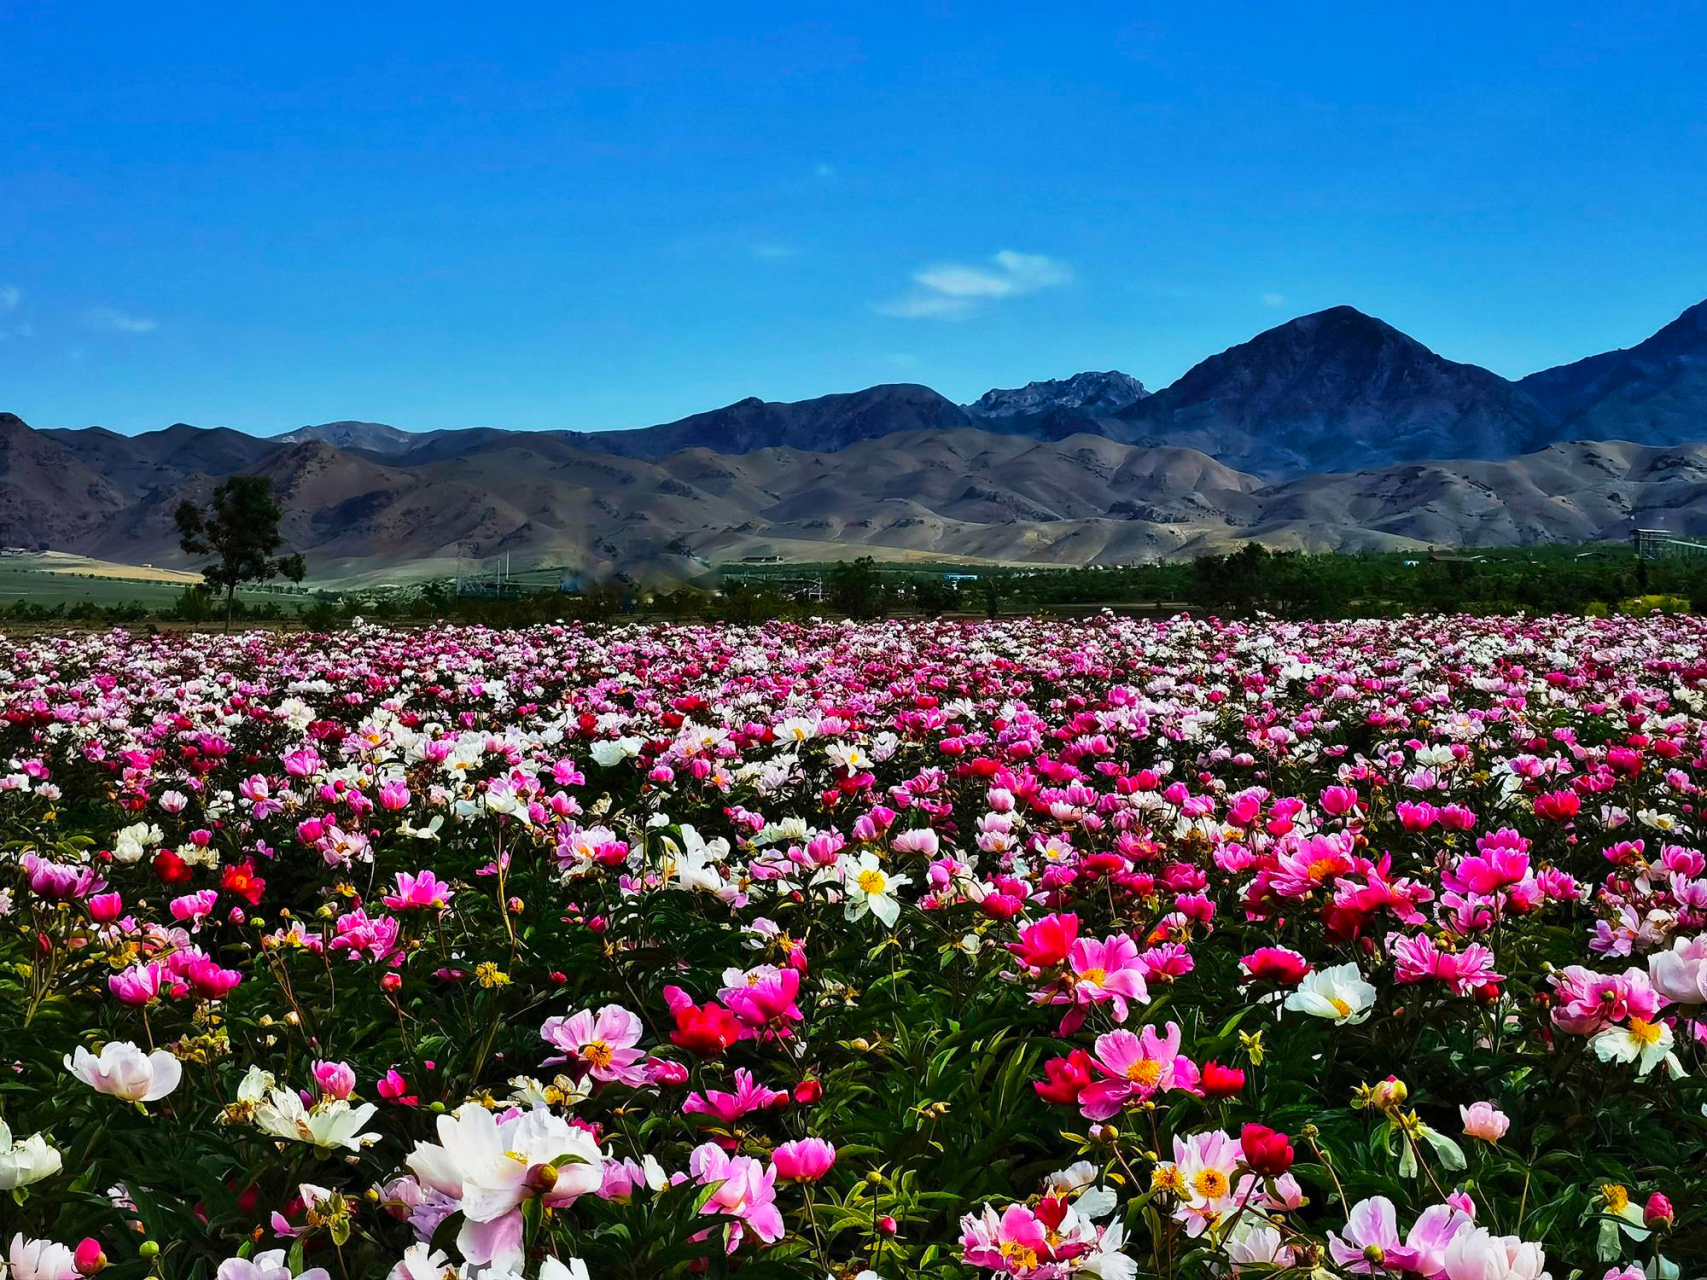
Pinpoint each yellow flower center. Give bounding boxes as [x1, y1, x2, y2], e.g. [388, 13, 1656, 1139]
[1000, 1243, 1040, 1269]
[1192, 1168, 1230, 1200]
[1307, 856, 1341, 881]
[856, 869, 887, 895]
[583, 1040, 615, 1069]
[1628, 1018, 1662, 1047]
[1125, 1058, 1163, 1087]
[1328, 996, 1352, 1018]
[1152, 1166, 1187, 1196]
[1602, 1183, 1630, 1212]
[1079, 967, 1107, 986]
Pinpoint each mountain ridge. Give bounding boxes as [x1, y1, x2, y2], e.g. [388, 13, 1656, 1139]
[12, 295, 1707, 579]
[5, 408, 1707, 582]
[30, 296, 1707, 475]
[1518, 299, 1707, 444]
[1114, 305, 1556, 476]
[967, 371, 1149, 419]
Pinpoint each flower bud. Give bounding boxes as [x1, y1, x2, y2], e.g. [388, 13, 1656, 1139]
[1644, 1192, 1674, 1228]
[74, 1239, 107, 1275]
[525, 1162, 559, 1194]
[312, 1059, 357, 1100]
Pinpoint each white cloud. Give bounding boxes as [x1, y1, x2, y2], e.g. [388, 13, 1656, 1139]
[875, 294, 975, 320]
[85, 306, 158, 334]
[1261, 292, 1286, 308]
[991, 250, 1073, 291]
[0, 286, 29, 340]
[879, 250, 1071, 320]
[913, 264, 1018, 299]
[750, 243, 800, 261]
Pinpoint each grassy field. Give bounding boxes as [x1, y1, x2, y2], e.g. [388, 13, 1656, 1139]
[0, 565, 285, 610]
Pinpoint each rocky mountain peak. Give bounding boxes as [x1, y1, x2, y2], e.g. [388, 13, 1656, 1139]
[967, 370, 1149, 419]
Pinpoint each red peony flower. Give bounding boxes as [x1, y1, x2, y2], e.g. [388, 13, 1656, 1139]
[1200, 1061, 1246, 1098]
[1033, 1049, 1094, 1106]
[1240, 1123, 1294, 1176]
[152, 849, 192, 886]
[669, 1000, 743, 1058]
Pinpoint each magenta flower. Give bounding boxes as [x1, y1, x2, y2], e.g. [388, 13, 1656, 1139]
[1034, 932, 1149, 1035]
[723, 967, 804, 1039]
[108, 961, 168, 1006]
[689, 1143, 784, 1252]
[1078, 1021, 1190, 1120]
[327, 907, 401, 964]
[1448, 830, 1531, 896]
[1329, 1196, 1417, 1274]
[381, 870, 453, 912]
[312, 1059, 356, 1100]
[541, 1004, 649, 1085]
[1549, 965, 1662, 1036]
[1391, 935, 1503, 995]
[771, 1137, 836, 1182]
[169, 889, 219, 929]
[21, 853, 106, 901]
[682, 1068, 787, 1125]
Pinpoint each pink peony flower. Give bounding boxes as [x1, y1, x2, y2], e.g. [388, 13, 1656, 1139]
[1078, 1021, 1193, 1120]
[540, 1005, 649, 1085]
[771, 1137, 836, 1182]
[1459, 1101, 1510, 1143]
[312, 1060, 356, 1100]
[689, 1143, 784, 1252]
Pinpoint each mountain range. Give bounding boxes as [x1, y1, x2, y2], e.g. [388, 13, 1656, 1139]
[7, 297, 1707, 583]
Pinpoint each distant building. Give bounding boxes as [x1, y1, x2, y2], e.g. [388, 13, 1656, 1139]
[1633, 528, 1707, 560]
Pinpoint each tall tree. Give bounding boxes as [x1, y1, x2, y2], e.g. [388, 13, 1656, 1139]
[174, 476, 306, 632]
[828, 556, 887, 620]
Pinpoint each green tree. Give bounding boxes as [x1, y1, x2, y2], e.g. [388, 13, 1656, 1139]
[828, 556, 887, 620]
[174, 475, 307, 632]
[915, 576, 958, 618]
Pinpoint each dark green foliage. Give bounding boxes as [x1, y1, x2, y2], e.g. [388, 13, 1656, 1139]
[827, 557, 889, 620]
[173, 476, 307, 631]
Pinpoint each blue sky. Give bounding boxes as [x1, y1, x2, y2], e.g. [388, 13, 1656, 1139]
[4, 2, 1706, 435]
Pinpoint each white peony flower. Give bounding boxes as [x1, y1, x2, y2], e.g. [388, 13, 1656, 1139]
[0, 1120, 61, 1191]
[1442, 1226, 1550, 1280]
[1591, 1018, 1686, 1079]
[7, 1234, 77, 1280]
[111, 821, 164, 864]
[1283, 962, 1376, 1025]
[65, 1042, 182, 1104]
[217, 1249, 331, 1280]
[843, 851, 910, 928]
[254, 1089, 380, 1151]
[405, 1103, 605, 1270]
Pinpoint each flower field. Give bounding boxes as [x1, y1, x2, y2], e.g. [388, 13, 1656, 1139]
[1, 615, 1704, 1280]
